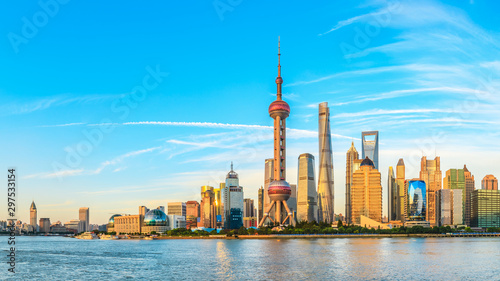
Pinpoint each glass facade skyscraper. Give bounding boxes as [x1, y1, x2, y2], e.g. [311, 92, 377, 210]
[297, 153, 317, 222]
[471, 189, 500, 228]
[407, 180, 426, 221]
[318, 102, 334, 224]
[361, 131, 379, 170]
[419, 156, 442, 226]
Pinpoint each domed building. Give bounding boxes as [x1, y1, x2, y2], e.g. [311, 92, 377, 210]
[107, 214, 122, 232]
[142, 209, 169, 234]
[351, 157, 382, 224]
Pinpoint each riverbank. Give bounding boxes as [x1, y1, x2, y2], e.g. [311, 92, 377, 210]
[147, 232, 500, 240]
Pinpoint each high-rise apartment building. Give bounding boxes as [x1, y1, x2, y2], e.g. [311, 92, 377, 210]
[200, 185, 216, 228]
[396, 159, 406, 221]
[139, 206, 149, 217]
[168, 202, 186, 217]
[419, 156, 442, 226]
[351, 157, 382, 223]
[297, 153, 317, 222]
[463, 165, 475, 226]
[482, 175, 498, 190]
[436, 189, 463, 226]
[223, 163, 244, 229]
[79, 207, 90, 232]
[346, 142, 359, 224]
[471, 189, 500, 228]
[318, 102, 334, 224]
[263, 158, 274, 224]
[258, 187, 264, 222]
[361, 131, 379, 170]
[243, 199, 255, 218]
[388, 166, 398, 221]
[30, 201, 37, 231]
[443, 168, 465, 225]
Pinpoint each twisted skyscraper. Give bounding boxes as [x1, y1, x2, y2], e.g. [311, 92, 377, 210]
[258, 39, 294, 227]
[318, 102, 334, 224]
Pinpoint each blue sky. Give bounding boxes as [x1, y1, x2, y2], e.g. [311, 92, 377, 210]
[1, 0, 499, 224]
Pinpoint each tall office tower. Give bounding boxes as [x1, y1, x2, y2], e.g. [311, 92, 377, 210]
[406, 180, 427, 222]
[388, 167, 398, 221]
[200, 185, 216, 228]
[345, 142, 359, 224]
[263, 158, 274, 223]
[361, 131, 379, 170]
[396, 159, 406, 221]
[443, 168, 465, 224]
[215, 183, 224, 227]
[258, 187, 264, 222]
[297, 153, 318, 222]
[79, 207, 90, 232]
[168, 202, 186, 216]
[351, 157, 382, 223]
[223, 163, 244, 229]
[139, 206, 149, 217]
[243, 199, 255, 218]
[419, 156, 442, 226]
[463, 165, 475, 226]
[39, 218, 51, 233]
[258, 40, 295, 227]
[471, 189, 500, 228]
[482, 175, 498, 190]
[186, 201, 200, 229]
[30, 201, 37, 231]
[318, 102, 334, 224]
[289, 184, 297, 217]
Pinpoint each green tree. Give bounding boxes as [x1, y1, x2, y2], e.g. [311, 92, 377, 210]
[337, 220, 343, 228]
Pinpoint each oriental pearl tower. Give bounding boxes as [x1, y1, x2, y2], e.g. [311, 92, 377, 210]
[258, 39, 295, 227]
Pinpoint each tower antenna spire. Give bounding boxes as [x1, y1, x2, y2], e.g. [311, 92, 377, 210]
[276, 36, 283, 100]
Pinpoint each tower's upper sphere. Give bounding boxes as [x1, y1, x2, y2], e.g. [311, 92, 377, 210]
[268, 179, 291, 201]
[269, 100, 290, 118]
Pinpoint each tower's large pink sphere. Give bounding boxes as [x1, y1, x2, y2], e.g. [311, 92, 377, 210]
[269, 100, 290, 119]
[268, 180, 291, 201]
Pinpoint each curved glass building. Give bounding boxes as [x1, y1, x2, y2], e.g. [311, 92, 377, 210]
[144, 209, 168, 226]
[107, 214, 122, 232]
[408, 180, 426, 221]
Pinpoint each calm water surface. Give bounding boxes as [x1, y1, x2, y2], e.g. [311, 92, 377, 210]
[1, 236, 499, 280]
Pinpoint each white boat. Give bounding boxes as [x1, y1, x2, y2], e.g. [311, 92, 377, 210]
[100, 235, 119, 240]
[77, 232, 99, 240]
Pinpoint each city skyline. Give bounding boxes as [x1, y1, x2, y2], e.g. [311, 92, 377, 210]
[2, 1, 500, 224]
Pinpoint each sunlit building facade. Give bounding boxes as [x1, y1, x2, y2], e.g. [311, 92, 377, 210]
[396, 159, 406, 221]
[200, 185, 216, 228]
[318, 102, 334, 224]
[345, 142, 359, 224]
[482, 175, 498, 190]
[167, 202, 186, 217]
[419, 156, 442, 226]
[115, 215, 143, 234]
[30, 201, 37, 231]
[297, 153, 318, 222]
[351, 157, 382, 224]
[39, 218, 51, 233]
[186, 201, 200, 229]
[471, 190, 500, 228]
